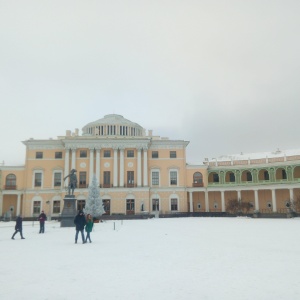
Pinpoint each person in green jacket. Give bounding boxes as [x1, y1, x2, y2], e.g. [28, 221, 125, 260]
[85, 214, 94, 243]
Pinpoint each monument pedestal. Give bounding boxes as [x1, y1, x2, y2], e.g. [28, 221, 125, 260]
[61, 195, 77, 227]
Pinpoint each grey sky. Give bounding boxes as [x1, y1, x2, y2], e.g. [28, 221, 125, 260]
[1, 0, 300, 165]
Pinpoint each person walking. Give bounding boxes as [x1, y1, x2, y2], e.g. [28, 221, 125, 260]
[85, 214, 94, 243]
[74, 210, 86, 244]
[38, 210, 47, 233]
[12, 214, 25, 240]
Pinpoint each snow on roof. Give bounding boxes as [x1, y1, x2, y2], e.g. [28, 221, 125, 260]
[211, 148, 300, 162]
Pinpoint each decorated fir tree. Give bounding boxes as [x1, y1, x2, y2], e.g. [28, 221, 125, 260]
[83, 175, 105, 218]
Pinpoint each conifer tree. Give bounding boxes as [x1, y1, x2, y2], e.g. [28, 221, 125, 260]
[83, 175, 105, 218]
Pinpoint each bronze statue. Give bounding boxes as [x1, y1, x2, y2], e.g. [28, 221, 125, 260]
[64, 169, 77, 195]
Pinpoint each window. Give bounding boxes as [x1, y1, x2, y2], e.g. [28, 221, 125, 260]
[193, 172, 203, 186]
[33, 201, 41, 214]
[53, 201, 61, 214]
[55, 152, 62, 159]
[103, 200, 110, 214]
[246, 172, 252, 182]
[104, 150, 111, 158]
[77, 200, 85, 211]
[126, 199, 135, 214]
[170, 151, 177, 158]
[79, 172, 87, 188]
[264, 171, 269, 180]
[80, 150, 87, 158]
[282, 170, 287, 180]
[34, 173, 42, 187]
[127, 150, 134, 158]
[197, 203, 201, 209]
[152, 151, 158, 158]
[36, 152, 43, 159]
[170, 171, 177, 185]
[152, 199, 159, 211]
[104, 171, 111, 187]
[171, 198, 178, 211]
[213, 173, 219, 183]
[54, 172, 62, 187]
[127, 171, 134, 187]
[152, 171, 159, 186]
[229, 172, 235, 182]
[6, 174, 16, 189]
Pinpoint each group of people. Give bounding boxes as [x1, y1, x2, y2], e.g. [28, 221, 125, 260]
[11, 210, 47, 239]
[11, 210, 94, 243]
[74, 210, 93, 244]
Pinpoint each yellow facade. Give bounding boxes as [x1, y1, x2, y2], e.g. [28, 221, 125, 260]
[1, 114, 300, 219]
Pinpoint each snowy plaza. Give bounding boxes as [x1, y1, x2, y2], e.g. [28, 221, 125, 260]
[1, 217, 300, 300]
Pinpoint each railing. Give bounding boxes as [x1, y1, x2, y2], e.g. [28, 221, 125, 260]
[125, 183, 137, 188]
[79, 184, 88, 188]
[4, 185, 17, 190]
[192, 182, 203, 187]
[100, 184, 113, 188]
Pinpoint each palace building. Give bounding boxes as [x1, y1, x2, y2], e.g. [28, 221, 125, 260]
[1, 114, 300, 219]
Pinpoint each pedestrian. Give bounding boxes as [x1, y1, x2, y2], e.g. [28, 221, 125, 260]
[85, 214, 94, 243]
[74, 210, 86, 244]
[11, 214, 25, 240]
[38, 210, 47, 233]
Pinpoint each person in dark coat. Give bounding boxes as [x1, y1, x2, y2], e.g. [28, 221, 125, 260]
[12, 214, 25, 240]
[38, 210, 47, 233]
[85, 214, 94, 243]
[74, 210, 86, 244]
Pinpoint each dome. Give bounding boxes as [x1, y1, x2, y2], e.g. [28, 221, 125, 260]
[82, 114, 145, 137]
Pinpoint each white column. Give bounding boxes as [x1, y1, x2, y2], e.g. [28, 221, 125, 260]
[205, 190, 209, 212]
[119, 148, 124, 187]
[16, 194, 21, 216]
[289, 188, 294, 204]
[254, 189, 259, 211]
[0, 192, 3, 216]
[113, 148, 118, 187]
[189, 191, 193, 213]
[96, 148, 101, 186]
[89, 148, 94, 184]
[71, 148, 76, 170]
[143, 148, 148, 186]
[221, 191, 225, 212]
[64, 148, 70, 178]
[271, 189, 277, 212]
[237, 190, 241, 201]
[137, 148, 142, 187]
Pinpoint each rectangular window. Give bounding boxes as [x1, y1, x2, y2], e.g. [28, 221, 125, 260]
[36, 152, 43, 159]
[127, 150, 134, 158]
[104, 171, 111, 186]
[213, 174, 219, 183]
[152, 199, 159, 211]
[246, 172, 252, 182]
[171, 198, 178, 211]
[170, 151, 177, 158]
[152, 171, 159, 186]
[33, 201, 41, 214]
[152, 151, 158, 158]
[53, 201, 61, 214]
[126, 199, 135, 213]
[54, 172, 62, 187]
[127, 171, 134, 187]
[80, 150, 87, 158]
[170, 171, 177, 185]
[229, 173, 235, 182]
[104, 150, 111, 158]
[264, 171, 269, 180]
[55, 152, 62, 159]
[79, 172, 87, 188]
[282, 170, 287, 180]
[77, 200, 86, 211]
[34, 173, 42, 187]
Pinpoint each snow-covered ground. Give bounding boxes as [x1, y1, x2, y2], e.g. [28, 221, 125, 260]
[1, 217, 300, 300]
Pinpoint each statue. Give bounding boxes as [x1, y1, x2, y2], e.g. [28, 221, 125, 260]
[64, 169, 77, 195]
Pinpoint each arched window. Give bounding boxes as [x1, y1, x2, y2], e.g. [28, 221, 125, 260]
[193, 172, 203, 187]
[6, 174, 16, 189]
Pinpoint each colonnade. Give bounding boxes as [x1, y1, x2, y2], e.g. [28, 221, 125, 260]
[188, 187, 296, 213]
[64, 146, 148, 187]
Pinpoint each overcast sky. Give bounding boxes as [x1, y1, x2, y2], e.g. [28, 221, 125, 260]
[1, 0, 299, 165]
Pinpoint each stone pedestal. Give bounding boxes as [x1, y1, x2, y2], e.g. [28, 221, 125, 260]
[60, 195, 77, 227]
